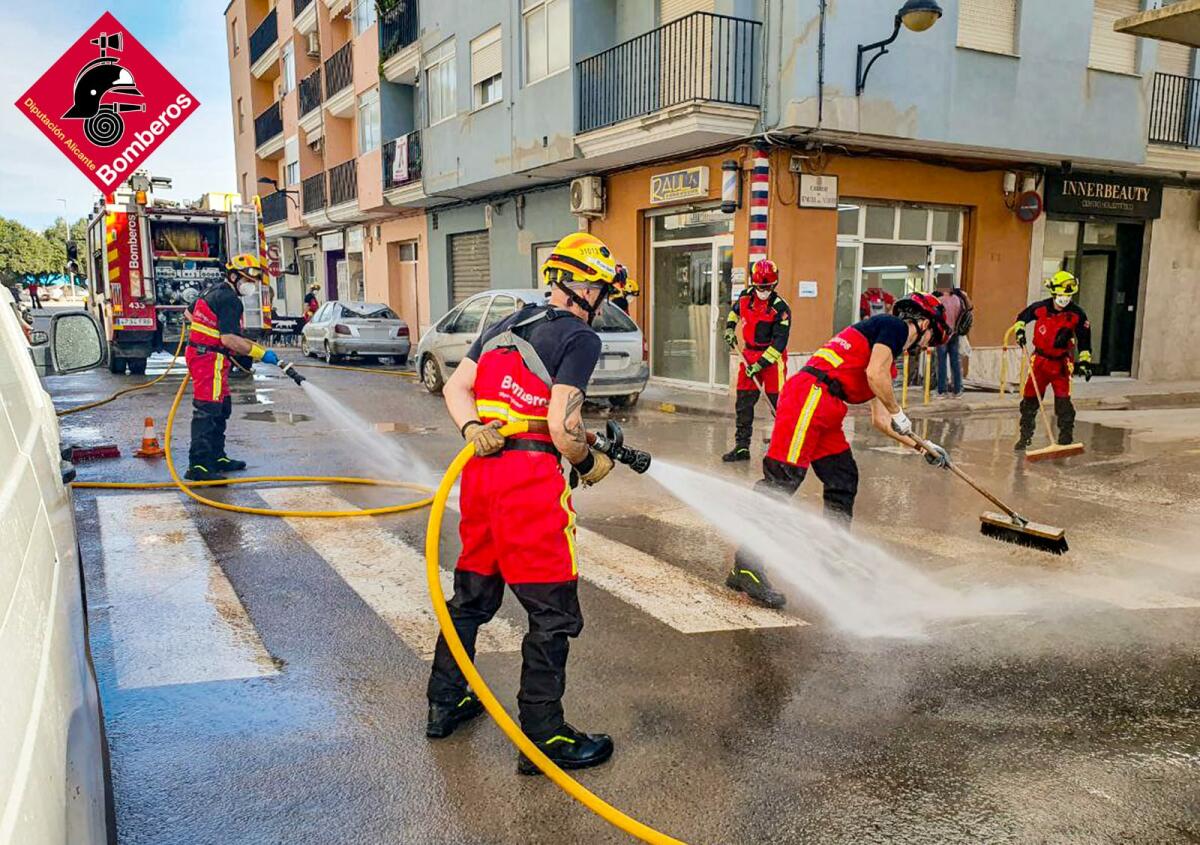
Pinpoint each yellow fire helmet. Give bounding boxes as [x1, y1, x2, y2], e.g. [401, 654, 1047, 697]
[541, 232, 617, 287]
[1045, 270, 1079, 297]
[624, 277, 640, 297]
[226, 252, 264, 279]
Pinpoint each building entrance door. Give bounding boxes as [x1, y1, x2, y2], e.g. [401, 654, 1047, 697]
[650, 234, 734, 388]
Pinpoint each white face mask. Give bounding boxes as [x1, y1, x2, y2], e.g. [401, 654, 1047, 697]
[754, 288, 772, 301]
[238, 281, 258, 297]
[1054, 295, 1071, 309]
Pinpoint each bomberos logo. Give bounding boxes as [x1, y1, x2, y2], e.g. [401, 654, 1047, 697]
[15, 11, 199, 192]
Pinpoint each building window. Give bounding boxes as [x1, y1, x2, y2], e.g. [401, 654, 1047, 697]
[532, 242, 555, 285]
[523, 0, 569, 85]
[237, 97, 245, 133]
[471, 26, 503, 109]
[281, 41, 296, 94]
[956, 0, 1018, 55]
[425, 39, 457, 126]
[231, 18, 239, 56]
[352, 0, 377, 36]
[241, 172, 248, 202]
[398, 241, 419, 262]
[285, 136, 300, 185]
[358, 88, 381, 153]
[1089, 0, 1140, 75]
[301, 254, 317, 287]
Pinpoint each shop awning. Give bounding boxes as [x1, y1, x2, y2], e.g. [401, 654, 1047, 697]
[1115, 0, 1200, 48]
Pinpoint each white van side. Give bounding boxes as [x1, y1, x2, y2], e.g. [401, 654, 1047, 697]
[0, 288, 111, 844]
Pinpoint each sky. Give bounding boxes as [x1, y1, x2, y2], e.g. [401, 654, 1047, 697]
[1, 1, 236, 230]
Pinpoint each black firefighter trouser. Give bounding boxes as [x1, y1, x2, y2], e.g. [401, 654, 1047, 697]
[428, 570, 583, 739]
[188, 397, 232, 469]
[734, 389, 779, 449]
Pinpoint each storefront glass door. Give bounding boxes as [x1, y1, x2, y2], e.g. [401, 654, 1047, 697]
[649, 209, 734, 388]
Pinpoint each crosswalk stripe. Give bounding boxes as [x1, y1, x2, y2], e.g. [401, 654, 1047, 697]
[259, 487, 524, 659]
[574, 527, 804, 633]
[97, 493, 277, 690]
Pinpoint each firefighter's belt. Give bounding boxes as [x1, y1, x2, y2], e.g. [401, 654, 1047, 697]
[800, 365, 848, 401]
[486, 439, 561, 459]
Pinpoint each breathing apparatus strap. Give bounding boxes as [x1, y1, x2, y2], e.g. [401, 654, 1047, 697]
[479, 308, 556, 389]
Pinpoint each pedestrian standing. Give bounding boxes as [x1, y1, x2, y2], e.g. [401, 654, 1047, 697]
[27, 280, 41, 307]
[935, 285, 973, 397]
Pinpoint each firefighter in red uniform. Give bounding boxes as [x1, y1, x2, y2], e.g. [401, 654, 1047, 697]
[426, 232, 618, 775]
[726, 293, 954, 607]
[183, 253, 281, 481]
[1012, 270, 1093, 450]
[722, 259, 791, 462]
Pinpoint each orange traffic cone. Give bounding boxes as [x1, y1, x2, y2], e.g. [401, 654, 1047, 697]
[134, 417, 165, 458]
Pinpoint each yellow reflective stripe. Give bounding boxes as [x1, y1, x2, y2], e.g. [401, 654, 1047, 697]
[779, 317, 790, 326]
[108, 267, 120, 280]
[474, 399, 547, 422]
[762, 347, 782, 364]
[213, 353, 224, 397]
[107, 249, 119, 262]
[786, 385, 823, 464]
[726, 310, 738, 324]
[560, 477, 578, 576]
[812, 347, 844, 368]
[191, 322, 221, 338]
[544, 734, 577, 746]
[776, 357, 786, 385]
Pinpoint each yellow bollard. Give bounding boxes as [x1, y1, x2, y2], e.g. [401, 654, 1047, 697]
[923, 348, 933, 404]
[901, 353, 910, 408]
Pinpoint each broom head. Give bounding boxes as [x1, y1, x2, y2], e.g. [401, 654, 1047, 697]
[979, 511, 1068, 555]
[1025, 442, 1085, 463]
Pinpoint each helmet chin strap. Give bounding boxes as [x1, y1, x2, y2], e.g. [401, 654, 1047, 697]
[555, 278, 608, 324]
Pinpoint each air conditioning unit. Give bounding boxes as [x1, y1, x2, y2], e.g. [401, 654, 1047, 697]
[570, 176, 604, 216]
[306, 31, 320, 58]
[308, 137, 323, 155]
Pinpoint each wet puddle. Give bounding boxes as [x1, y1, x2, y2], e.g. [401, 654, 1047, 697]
[234, 390, 275, 406]
[374, 422, 438, 434]
[244, 410, 312, 424]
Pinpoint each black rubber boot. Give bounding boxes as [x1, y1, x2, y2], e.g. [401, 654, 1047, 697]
[1055, 396, 1076, 445]
[725, 564, 787, 609]
[426, 693, 485, 739]
[215, 456, 248, 472]
[184, 465, 227, 482]
[722, 446, 751, 462]
[1014, 397, 1038, 451]
[517, 723, 614, 775]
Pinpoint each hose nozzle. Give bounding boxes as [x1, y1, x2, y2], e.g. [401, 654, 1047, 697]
[280, 362, 306, 386]
[590, 420, 652, 474]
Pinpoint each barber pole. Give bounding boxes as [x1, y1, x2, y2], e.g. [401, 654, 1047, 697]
[749, 148, 769, 267]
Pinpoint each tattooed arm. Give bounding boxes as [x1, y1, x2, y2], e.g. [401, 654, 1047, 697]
[548, 384, 589, 464]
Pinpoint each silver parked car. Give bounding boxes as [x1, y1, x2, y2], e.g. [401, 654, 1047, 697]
[414, 288, 649, 407]
[300, 301, 411, 364]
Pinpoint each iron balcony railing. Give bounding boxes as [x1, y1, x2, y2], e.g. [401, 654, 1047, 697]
[249, 8, 278, 65]
[253, 100, 283, 148]
[302, 172, 326, 214]
[325, 42, 353, 98]
[299, 68, 323, 117]
[383, 131, 422, 190]
[329, 159, 358, 206]
[577, 12, 761, 134]
[380, 0, 419, 62]
[294, 0, 313, 18]
[1149, 71, 1200, 148]
[260, 191, 288, 226]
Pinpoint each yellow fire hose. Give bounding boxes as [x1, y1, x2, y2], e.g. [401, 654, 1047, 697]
[426, 422, 687, 845]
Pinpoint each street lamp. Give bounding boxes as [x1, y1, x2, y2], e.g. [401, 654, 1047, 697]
[258, 176, 300, 207]
[855, 0, 943, 96]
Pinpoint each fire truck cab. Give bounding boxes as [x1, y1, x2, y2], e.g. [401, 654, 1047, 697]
[84, 172, 269, 374]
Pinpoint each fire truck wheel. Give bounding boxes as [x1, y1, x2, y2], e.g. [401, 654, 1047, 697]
[108, 355, 127, 375]
[127, 358, 147, 376]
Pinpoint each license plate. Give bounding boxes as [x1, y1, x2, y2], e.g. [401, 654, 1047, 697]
[600, 353, 626, 371]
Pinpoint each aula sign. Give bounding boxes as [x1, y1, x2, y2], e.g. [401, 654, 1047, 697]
[15, 11, 198, 192]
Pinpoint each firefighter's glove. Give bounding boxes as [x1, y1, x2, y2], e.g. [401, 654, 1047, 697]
[723, 327, 738, 349]
[889, 410, 913, 437]
[744, 360, 764, 379]
[922, 441, 951, 470]
[261, 349, 279, 366]
[462, 420, 505, 457]
[572, 449, 614, 487]
[1077, 351, 1093, 382]
[1012, 321, 1027, 348]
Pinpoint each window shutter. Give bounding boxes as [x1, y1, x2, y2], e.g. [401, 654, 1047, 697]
[957, 0, 1017, 55]
[450, 231, 491, 304]
[1089, 0, 1140, 75]
[285, 135, 299, 165]
[1158, 40, 1193, 77]
[471, 26, 502, 85]
[658, 0, 713, 25]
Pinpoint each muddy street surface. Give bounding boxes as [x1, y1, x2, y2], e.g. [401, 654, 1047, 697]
[54, 356, 1200, 845]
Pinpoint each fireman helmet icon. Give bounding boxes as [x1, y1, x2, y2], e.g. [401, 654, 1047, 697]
[61, 32, 146, 147]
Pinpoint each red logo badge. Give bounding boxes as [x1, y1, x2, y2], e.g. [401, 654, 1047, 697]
[14, 11, 199, 192]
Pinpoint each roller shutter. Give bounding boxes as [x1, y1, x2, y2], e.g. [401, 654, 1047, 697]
[658, 0, 713, 24]
[450, 231, 491, 304]
[957, 0, 1017, 55]
[1158, 40, 1194, 77]
[1089, 0, 1140, 75]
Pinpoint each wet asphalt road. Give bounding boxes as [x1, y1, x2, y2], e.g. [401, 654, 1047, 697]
[53, 355, 1200, 845]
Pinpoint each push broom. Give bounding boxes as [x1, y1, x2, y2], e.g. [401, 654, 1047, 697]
[1023, 348, 1085, 462]
[910, 433, 1069, 554]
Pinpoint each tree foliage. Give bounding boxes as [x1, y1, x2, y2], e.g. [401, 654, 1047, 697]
[0, 216, 79, 290]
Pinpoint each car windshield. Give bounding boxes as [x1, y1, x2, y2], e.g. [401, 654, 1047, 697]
[592, 302, 637, 333]
[341, 304, 396, 319]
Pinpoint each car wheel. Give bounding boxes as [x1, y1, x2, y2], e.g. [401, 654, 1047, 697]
[127, 358, 147, 376]
[324, 341, 340, 364]
[421, 355, 444, 394]
[301, 336, 312, 358]
[609, 393, 640, 408]
[108, 355, 126, 374]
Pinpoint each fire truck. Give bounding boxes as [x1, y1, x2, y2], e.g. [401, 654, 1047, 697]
[84, 171, 272, 374]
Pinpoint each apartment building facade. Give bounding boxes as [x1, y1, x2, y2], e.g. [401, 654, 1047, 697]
[226, 0, 1200, 387]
